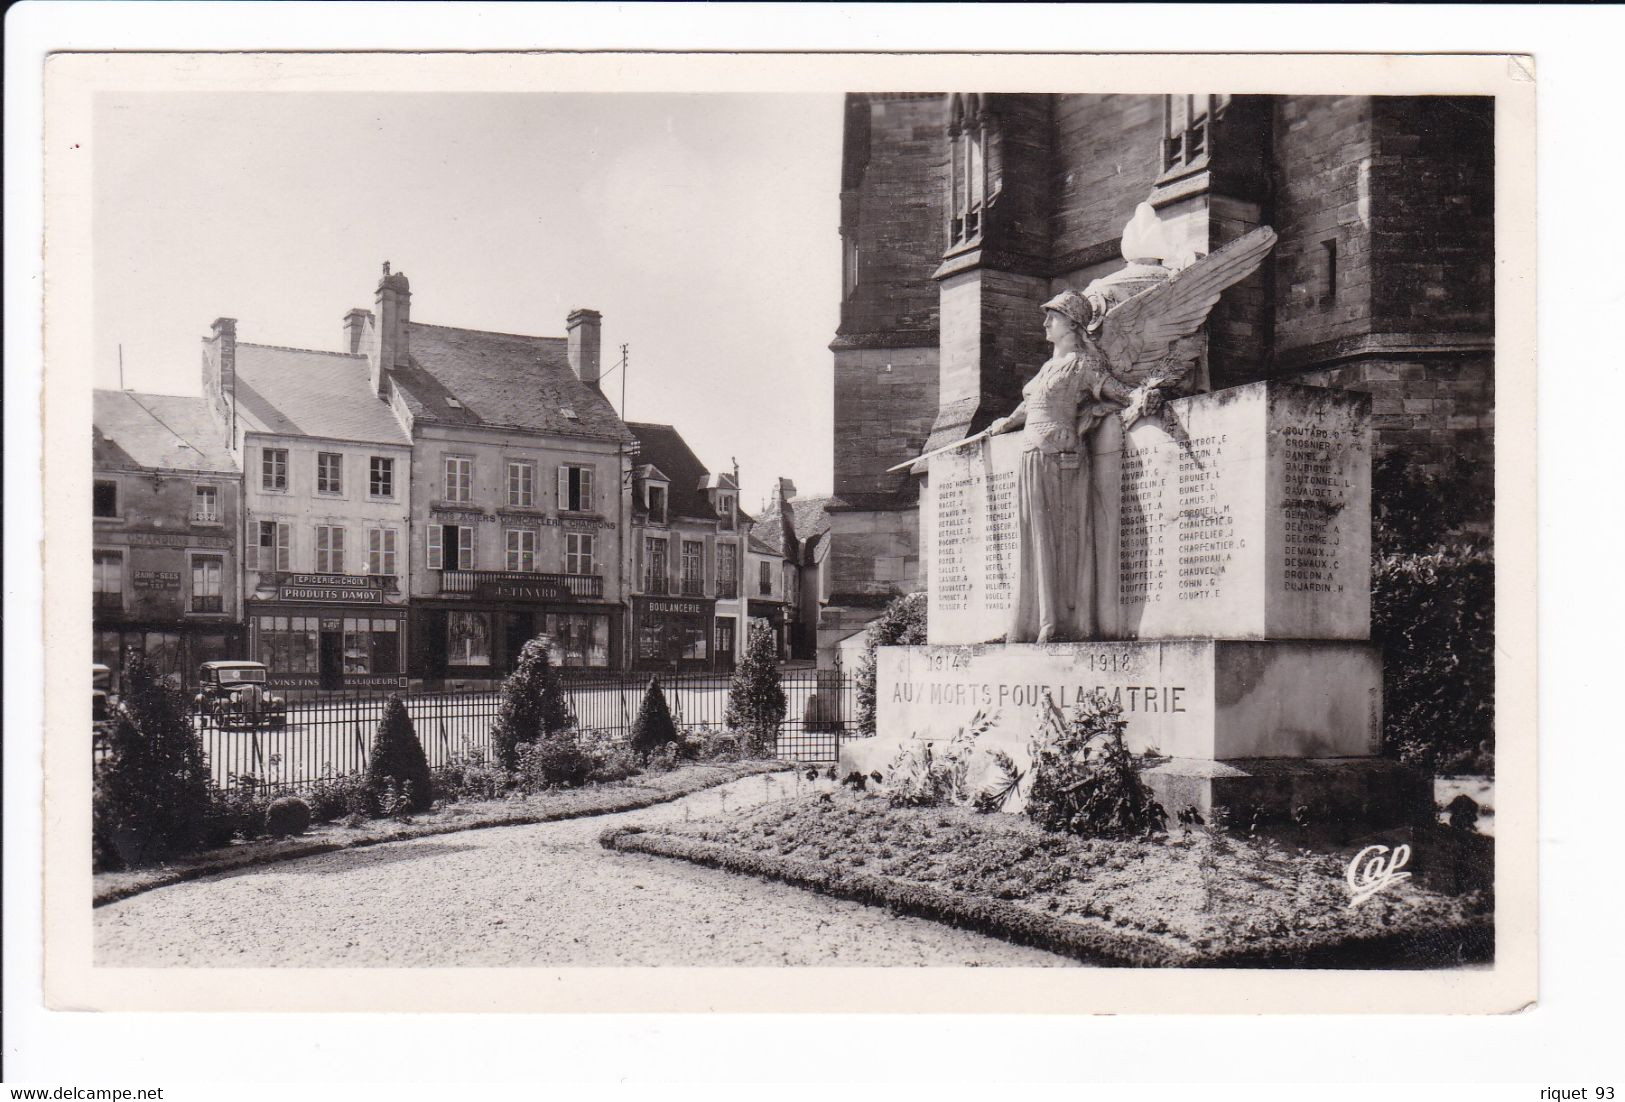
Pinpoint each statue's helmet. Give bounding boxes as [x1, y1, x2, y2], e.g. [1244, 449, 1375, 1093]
[1039, 288, 1099, 333]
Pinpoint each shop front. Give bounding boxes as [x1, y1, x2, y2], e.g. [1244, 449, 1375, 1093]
[92, 530, 242, 690]
[414, 574, 619, 687]
[633, 595, 718, 673]
[247, 573, 407, 691]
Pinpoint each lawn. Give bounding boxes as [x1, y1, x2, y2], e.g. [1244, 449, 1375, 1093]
[604, 790, 1493, 967]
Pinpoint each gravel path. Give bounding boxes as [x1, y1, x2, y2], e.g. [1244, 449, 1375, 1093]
[94, 773, 1074, 967]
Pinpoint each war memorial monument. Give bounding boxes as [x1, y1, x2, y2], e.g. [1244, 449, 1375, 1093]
[845, 206, 1427, 827]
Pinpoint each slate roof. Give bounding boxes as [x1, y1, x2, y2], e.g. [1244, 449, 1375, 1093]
[234, 343, 411, 445]
[93, 390, 237, 474]
[790, 495, 833, 543]
[748, 510, 790, 558]
[391, 322, 635, 445]
[627, 422, 725, 522]
[747, 532, 779, 556]
[749, 492, 833, 562]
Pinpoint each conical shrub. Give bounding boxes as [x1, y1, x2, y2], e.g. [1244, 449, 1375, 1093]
[492, 637, 574, 770]
[723, 621, 786, 758]
[366, 696, 433, 811]
[92, 653, 212, 869]
[630, 676, 677, 760]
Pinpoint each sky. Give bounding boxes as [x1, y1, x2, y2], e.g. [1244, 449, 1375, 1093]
[93, 92, 845, 506]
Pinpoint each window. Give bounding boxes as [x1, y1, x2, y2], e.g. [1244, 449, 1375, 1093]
[506, 529, 537, 572]
[447, 610, 493, 667]
[191, 556, 223, 613]
[342, 616, 400, 676]
[93, 551, 123, 609]
[545, 612, 610, 668]
[1163, 94, 1224, 171]
[717, 493, 736, 531]
[369, 456, 395, 498]
[644, 537, 668, 594]
[316, 452, 343, 495]
[564, 532, 595, 576]
[507, 460, 536, 508]
[428, 524, 474, 571]
[558, 464, 594, 512]
[682, 540, 705, 596]
[252, 520, 291, 572]
[1323, 238, 1339, 299]
[759, 559, 774, 596]
[842, 231, 859, 300]
[647, 484, 667, 523]
[257, 615, 319, 674]
[367, 528, 398, 576]
[716, 542, 738, 598]
[315, 526, 345, 573]
[262, 447, 289, 491]
[947, 93, 996, 247]
[444, 455, 473, 503]
[193, 484, 219, 524]
[93, 480, 118, 518]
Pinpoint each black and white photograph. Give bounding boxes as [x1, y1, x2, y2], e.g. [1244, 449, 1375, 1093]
[26, 38, 1555, 1040]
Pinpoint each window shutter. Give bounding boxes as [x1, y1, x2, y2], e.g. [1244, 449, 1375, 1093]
[277, 524, 290, 571]
[427, 524, 443, 570]
[460, 525, 475, 570]
[557, 465, 570, 510]
[581, 468, 593, 511]
[246, 527, 259, 571]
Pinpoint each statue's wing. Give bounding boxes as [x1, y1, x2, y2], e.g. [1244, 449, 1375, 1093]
[1099, 226, 1277, 386]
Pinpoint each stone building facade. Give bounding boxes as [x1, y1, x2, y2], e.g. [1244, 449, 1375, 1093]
[200, 318, 416, 690]
[823, 92, 1494, 659]
[92, 390, 244, 688]
[626, 422, 748, 673]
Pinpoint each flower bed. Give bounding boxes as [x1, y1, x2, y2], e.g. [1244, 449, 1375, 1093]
[94, 761, 787, 908]
[601, 792, 1492, 967]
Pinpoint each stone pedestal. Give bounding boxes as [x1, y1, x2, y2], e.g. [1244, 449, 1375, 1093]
[875, 641, 1381, 760]
[862, 379, 1421, 829]
[924, 380, 1372, 644]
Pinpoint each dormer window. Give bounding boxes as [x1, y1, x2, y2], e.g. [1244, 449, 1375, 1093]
[717, 492, 735, 531]
[647, 484, 668, 524]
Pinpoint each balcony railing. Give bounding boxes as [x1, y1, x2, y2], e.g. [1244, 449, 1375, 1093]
[438, 569, 603, 599]
[644, 575, 670, 595]
[716, 580, 738, 599]
[680, 578, 705, 598]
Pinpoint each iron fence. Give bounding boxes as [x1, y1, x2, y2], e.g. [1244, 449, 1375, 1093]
[97, 669, 856, 793]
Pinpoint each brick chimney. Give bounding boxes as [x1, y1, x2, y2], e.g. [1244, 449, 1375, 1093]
[343, 307, 373, 355]
[567, 308, 601, 390]
[373, 262, 411, 398]
[774, 477, 798, 557]
[202, 317, 237, 439]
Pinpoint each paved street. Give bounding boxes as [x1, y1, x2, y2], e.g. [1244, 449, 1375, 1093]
[95, 772, 1073, 967]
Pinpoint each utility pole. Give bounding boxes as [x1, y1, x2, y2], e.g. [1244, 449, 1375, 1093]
[118, 344, 125, 390]
[600, 342, 633, 670]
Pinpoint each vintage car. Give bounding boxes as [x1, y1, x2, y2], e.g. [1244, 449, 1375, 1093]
[93, 663, 114, 744]
[194, 661, 287, 728]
